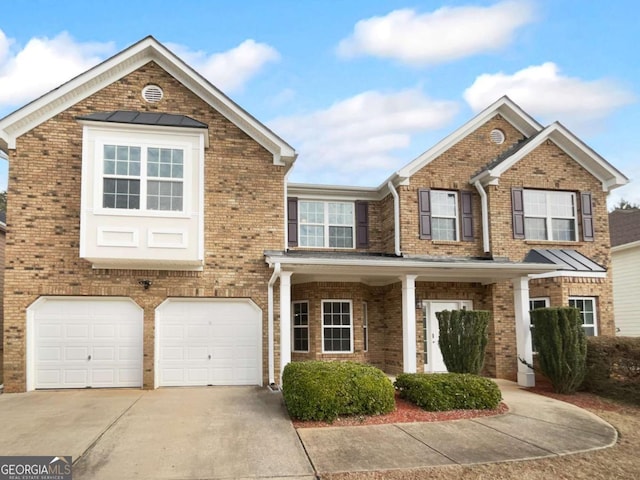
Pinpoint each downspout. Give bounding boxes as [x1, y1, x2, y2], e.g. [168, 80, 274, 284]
[474, 181, 491, 254]
[283, 168, 292, 250]
[387, 181, 402, 256]
[267, 263, 281, 386]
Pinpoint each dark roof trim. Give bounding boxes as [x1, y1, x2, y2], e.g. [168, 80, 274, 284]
[76, 111, 208, 129]
[524, 249, 605, 272]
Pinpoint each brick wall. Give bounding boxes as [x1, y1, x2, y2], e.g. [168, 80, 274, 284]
[0, 227, 5, 383]
[3, 61, 285, 392]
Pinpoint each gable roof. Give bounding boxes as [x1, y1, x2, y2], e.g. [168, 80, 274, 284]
[0, 36, 296, 166]
[471, 122, 628, 191]
[394, 96, 543, 182]
[610, 208, 640, 247]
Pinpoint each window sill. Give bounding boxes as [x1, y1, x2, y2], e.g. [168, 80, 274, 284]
[524, 240, 584, 247]
[321, 351, 354, 355]
[431, 240, 461, 245]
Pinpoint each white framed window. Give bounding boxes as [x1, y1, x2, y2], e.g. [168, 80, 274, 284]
[322, 300, 353, 353]
[529, 297, 550, 353]
[362, 302, 368, 352]
[430, 190, 458, 241]
[100, 142, 185, 214]
[569, 297, 598, 336]
[524, 190, 576, 241]
[299, 201, 354, 248]
[292, 301, 309, 352]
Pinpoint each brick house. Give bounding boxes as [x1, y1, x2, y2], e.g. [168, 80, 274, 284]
[0, 37, 628, 393]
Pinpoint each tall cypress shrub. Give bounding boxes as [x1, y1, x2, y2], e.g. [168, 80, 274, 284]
[531, 307, 587, 394]
[436, 310, 490, 374]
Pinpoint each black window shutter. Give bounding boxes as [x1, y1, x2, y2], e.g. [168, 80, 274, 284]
[512, 187, 525, 239]
[418, 189, 432, 240]
[287, 197, 298, 247]
[355, 200, 369, 248]
[580, 192, 595, 242]
[460, 191, 474, 241]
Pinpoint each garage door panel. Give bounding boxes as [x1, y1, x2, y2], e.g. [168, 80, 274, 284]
[157, 300, 261, 387]
[32, 298, 143, 389]
[64, 346, 90, 361]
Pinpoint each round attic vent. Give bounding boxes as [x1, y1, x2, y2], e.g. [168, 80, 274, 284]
[490, 129, 505, 145]
[142, 84, 163, 103]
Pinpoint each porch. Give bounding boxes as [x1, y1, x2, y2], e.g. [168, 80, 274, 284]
[266, 251, 559, 387]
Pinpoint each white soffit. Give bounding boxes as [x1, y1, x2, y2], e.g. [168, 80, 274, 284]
[0, 36, 296, 166]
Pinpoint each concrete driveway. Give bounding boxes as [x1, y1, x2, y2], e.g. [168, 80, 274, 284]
[0, 387, 315, 480]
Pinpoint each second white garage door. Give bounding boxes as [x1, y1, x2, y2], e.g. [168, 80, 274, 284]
[156, 299, 262, 387]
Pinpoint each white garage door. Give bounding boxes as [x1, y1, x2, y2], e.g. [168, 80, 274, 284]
[156, 299, 262, 387]
[30, 297, 143, 389]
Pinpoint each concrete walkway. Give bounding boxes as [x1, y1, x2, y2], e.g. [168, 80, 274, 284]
[297, 380, 618, 474]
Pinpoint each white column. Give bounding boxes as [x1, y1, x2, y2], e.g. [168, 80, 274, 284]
[513, 276, 535, 387]
[279, 271, 292, 383]
[401, 275, 418, 373]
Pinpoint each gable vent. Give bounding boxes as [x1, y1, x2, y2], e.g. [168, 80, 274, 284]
[142, 85, 163, 103]
[490, 129, 505, 145]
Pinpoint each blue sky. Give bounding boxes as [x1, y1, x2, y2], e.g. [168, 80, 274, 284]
[1, 0, 638, 207]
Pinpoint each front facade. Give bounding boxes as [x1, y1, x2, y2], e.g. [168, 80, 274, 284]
[609, 208, 640, 336]
[0, 37, 627, 393]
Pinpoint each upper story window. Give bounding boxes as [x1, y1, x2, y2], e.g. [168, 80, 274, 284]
[102, 144, 184, 212]
[299, 201, 354, 248]
[523, 190, 576, 241]
[418, 189, 474, 242]
[430, 190, 459, 241]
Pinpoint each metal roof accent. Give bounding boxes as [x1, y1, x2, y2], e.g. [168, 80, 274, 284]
[524, 249, 606, 272]
[76, 111, 207, 129]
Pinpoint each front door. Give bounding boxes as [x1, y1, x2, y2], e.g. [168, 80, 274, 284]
[423, 300, 473, 373]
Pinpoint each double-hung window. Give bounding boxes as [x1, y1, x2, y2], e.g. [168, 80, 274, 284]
[322, 300, 353, 353]
[299, 201, 354, 248]
[102, 144, 184, 213]
[430, 190, 458, 241]
[523, 190, 576, 241]
[529, 297, 550, 352]
[292, 301, 309, 352]
[569, 297, 598, 336]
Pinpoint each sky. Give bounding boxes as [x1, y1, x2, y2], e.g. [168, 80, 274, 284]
[0, 0, 638, 208]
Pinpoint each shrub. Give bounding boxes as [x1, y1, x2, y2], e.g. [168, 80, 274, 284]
[394, 373, 501, 411]
[582, 336, 640, 405]
[436, 309, 490, 374]
[531, 307, 586, 394]
[281, 361, 395, 422]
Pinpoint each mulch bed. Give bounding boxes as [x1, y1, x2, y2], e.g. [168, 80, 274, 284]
[292, 393, 509, 428]
[527, 380, 625, 413]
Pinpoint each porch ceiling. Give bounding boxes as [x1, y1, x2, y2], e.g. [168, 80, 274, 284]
[264, 251, 559, 286]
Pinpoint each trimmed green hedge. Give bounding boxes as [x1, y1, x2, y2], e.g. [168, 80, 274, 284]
[282, 361, 395, 422]
[531, 307, 586, 394]
[436, 309, 490, 374]
[582, 336, 640, 405]
[394, 373, 501, 411]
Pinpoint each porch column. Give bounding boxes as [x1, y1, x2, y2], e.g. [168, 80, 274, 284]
[401, 275, 418, 373]
[513, 276, 535, 387]
[279, 271, 293, 383]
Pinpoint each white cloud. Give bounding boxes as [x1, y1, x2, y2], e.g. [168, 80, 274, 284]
[337, 1, 535, 66]
[464, 62, 635, 124]
[165, 39, 279, 93]
[269, 89, 459, 184]
[0, 30, 115, 112]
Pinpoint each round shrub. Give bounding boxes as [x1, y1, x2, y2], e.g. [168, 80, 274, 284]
[282, 361, 395, 422]
[394, 373, 501, 411]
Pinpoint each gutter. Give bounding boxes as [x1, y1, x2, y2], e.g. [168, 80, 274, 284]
[474, 181, 491, 254]
[387, 181, 402, 256]
[267, 263, 281, 386]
